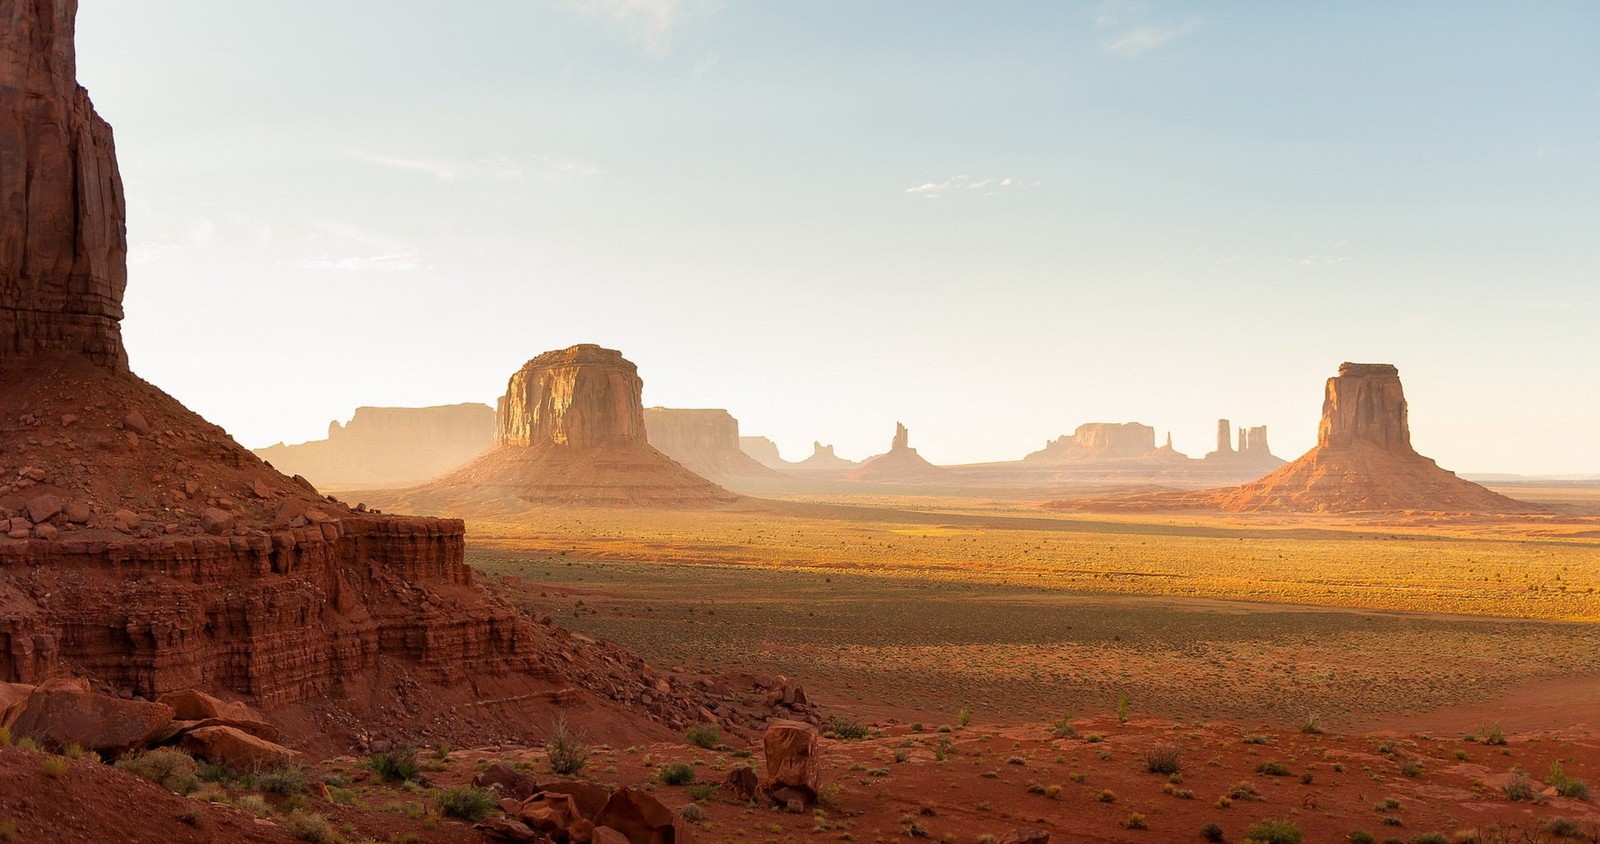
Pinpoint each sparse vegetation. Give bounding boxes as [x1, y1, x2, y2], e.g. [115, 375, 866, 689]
[41, 756, 67, 778]
[1200, 823, 1224, 842]
[1146, 745, 1181, 775]
[282, 810, 335, 843]
[1549, 762, 1590, 799]
[826, 717, 872, 740]
[369, 747, 422, 782]
[685, 722, 722, 749]
[1121, 812, 1147, 830]
[435, 785, 496, 822]
[115, 748, 200, 795]
[658, 761, 696, 785]
[1255, 760, 1290, 777]
[1243, 818, 1302, 844]
[1503, 768, 1535, 802]
[257, 765, 309, 795]
[545, 720, 590, 776]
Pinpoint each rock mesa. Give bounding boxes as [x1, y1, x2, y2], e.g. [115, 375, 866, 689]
[253, 403, 495, 489]
[644, 408, 785, 484]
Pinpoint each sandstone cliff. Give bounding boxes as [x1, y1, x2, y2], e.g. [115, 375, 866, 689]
[393, 346, 737, 508]
[1025, 422, 1165, 463]
[0, 2, 734, 751]
[846, 423, 949, 483]
[1052, 363, 1537, 514]
[1203, 419, 1285, 470]
[253, 403, 495, 489]
[644, 408, 785, 483]
[740, 436, 787, 469]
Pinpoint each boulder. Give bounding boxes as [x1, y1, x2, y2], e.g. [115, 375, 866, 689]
[539, 779, 613, 818]
[594, 788, 690, 844]
[2, 678, 173, 753]
[478, 818, 539, 842]
[722, 765, 760, 802]
[24, 493, 63, 524]
[475, 762, 541, 799]
[518, 791, 585, 842]
[155, 689, 277, 741]
[178, 725, 300, 770]
[996, 830, 1049, 844]
[763, 719, 821, 801]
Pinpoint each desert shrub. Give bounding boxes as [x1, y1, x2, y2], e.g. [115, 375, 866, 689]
[1242, 734, 1270, 745]
[1069, 771, 1085, 783]
[658, 762, 695, 785]
[1383, 816, 1405, 827]
[911, 723, 925, 732]
[1503, 769, 1535, 802]
[15, 737, 38, 752]
[236, 794, 273, 816]
[1549, 762, 1590, 799]
[369, 747, 421, 782]
[1256, 760, 1290, 777]
[1097, 789, 1116, 803]
[61, 742, 84, 760]
[1228, 781, 1260, 801]
[1410, 834, 1449, 844]
[0, 726, 10, 746]
[826, 717, 871, 741]
[1540, 817, 1583, 839]
[1480, 725, 1507, 746]
[435, 786, 495, 822]
[1348, 831, 1375, 844]
[957, 709, 973, 727]
[1116, 696, 1130, 723]
[1400, 760, 1425, 778]
[977, 836, 996, 844]
[1025, 782, 1045, 794]
[1300, 714, 1324, 735]
[179, 805, 206, 827]
[1200, 823, 1224, 842]
[1, 821, 17, 842]
[1243, 818, 1302, 844]
[282, 810, 335, 843]
[1122, 812, 1147, 830]
[115, 748, 200, 795]
[1006, 756, 1025, 766]
[1045, 784, 1061, 799]
[1146, 745, 1181, 775]
[257, 765, 308, 795]
[679, 802, 705, 822]
[1051, 720, 1076, 739]
[41, 756, 67, 778]
[1375, 797, 1401, 812]
[545, 721, 589, 776]
[688, 783, 716, 801]
[685, 723, 721, 749]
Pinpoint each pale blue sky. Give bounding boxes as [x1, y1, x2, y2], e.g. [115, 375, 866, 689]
[75, 2, 1599, 473]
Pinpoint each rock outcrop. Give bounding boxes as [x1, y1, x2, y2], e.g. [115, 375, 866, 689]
[253, 403, 495, 489]
[643, 408, 785, 483]
[394, 346, 737, 508]
[846, 423, 949, 483]
[739, 436, 787, 470]
[1025, 422, 1169, 463]
[1053, 363, 1538, 514]
[0, 2, 738, 753]
[0, 0, 127, 370]
[1202, 419, 1285, 470]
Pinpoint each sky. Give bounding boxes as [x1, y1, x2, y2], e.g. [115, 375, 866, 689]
[73, 1, 1599, 475]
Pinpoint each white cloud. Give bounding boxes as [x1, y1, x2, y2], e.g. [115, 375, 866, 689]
[904, 175, 1033, 199]
[1093, 1, 1200, 58]
[1104, 22, 1197, 58]
[555, 0, 709, 55]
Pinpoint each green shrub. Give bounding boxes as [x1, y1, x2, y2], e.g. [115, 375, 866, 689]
[545, 720, 589, 776]
[435, 786, 496, 822]
[826, 717, 871, 740]
[369, 747, 421, 782]
[115, 748, 200, 795]
[1299, 714, 1323, 735]
[1255, 760, 1290, 777]
[1243, 818, 1302, 844]
[1503, 769, 1535, 802]
[1541, 817, 1583, 839]
[1400, 760, 1424, 778]
[658, 762, 695, 785]
[281, 810, 335, 843]
[1348, 831, 1375, 844]
[1228, 781, 1260, 801]
[1480, 725, 1507, 746]
[41, 756, 67, 778]
[1242, 735, 1270, 745]
[1200, 823, 1224, 842]
[257, 765, 308, 795]
[236, 795, 273, 816]
[685, 723, 722, 749]
[679, 803, 706, 822]
[957, 709, 973, 727]
[1550, 762, 1590, 800]
[1409, 833, 1449, 844]
[1121, 812, 1147, 830]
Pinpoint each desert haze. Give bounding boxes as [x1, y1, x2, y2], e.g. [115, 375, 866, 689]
[3, 2, 1600, 844]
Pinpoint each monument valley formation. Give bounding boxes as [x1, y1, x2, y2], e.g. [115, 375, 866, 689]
[3, 2, 1599, 844]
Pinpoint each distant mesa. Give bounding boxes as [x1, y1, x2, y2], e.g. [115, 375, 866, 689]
[253, 403, 495, 489]
[1026, 422, 1188, 464]
[644, 407, 786, 484]
[846, 423, 950, 483]
[737, 437, 861, 480]
[739, 436, 787, 469]
[798, 442, 860, 476]
[1054, 363, 1539, 514]
[402, 345, 737, 507]
[1202, 419, 1286, 470]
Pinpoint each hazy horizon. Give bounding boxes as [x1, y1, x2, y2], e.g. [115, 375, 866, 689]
[74, 2, 1598, 475]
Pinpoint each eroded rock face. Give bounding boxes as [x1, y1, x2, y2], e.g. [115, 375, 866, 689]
[1026, 423, 1158, 463]
[644, 408, 783, 482]
[499, 345, 646, 449]
[1318, 362, 1411, 451]
[393, 345, 737, 508]
[763, 719, 822, 801]
[846, 423, 948, 483]
[739, 436, 786, 469]
[253, 403, 495, 489]
[0, 0, 127, 369]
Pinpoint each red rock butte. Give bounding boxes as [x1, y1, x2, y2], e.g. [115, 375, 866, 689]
[846, 423, 950, 483]
[643, 407, 785, 484]
[392, 345, 737, 508]
[0, 0, 721, 748]
[1052, 362, 1538, 515]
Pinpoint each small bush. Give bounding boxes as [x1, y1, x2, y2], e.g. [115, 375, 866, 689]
[41, 756, 67, 778]
[1480, 725, 1507, 746]
[1200, 822, 1224, 842]
[1051, 720, 1076, 739]
[685, 723, 722, 749]
[1503, 769, 1535, 802]
[688, 783, 717, 801]
[179, 805, 206, 828]
[658, 762, 695, 786]
[257, 766, 308, 795]
[1410, 834, 1449, 844]
[282, 810, 335, 843]
[826, 717, 871, 741]
[1549, 762, 1590, 800]
[115, 748, 200, 795]
[1242, 735, 1270, 746]
[236, 795, 273, 817]
[545, 720, 590, 776]
[957, 709, 973, 727]
[435, 785, 496, 822]
[1122, 812, 1147, 830]
[679, 803, 705, 822]
[1243, 818, 1302, 844]
[369, 747, 422, 782]
[1228, 781, 1260, 801]
[1540, 817, 1583, 839]
[1400, 760, 1425, 778]
[1300, 714, 1324, 735]
[1146, 745, 1181, 775]
[0, 726, 10, 746]
[1348, 831, 1375, 844]
[1097, 789, 1116, 803]
[1256, 760, 1290, 777]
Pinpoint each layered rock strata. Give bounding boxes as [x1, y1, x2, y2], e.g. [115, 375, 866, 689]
[644, 408, 784, 483]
